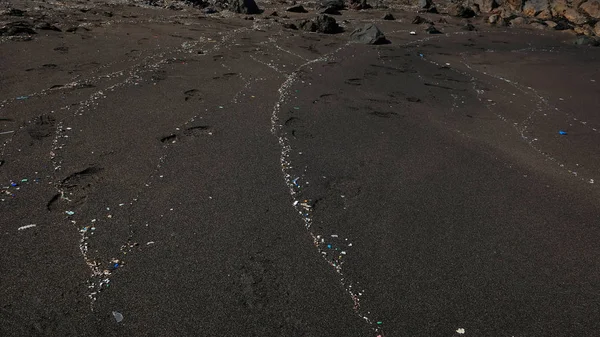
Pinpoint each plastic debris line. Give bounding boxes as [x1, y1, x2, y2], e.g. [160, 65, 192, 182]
[270, 62, 385, 335]
[0, 26, 254, 310]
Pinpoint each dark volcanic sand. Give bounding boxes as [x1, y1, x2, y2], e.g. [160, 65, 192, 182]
[1, 1, 599, 336]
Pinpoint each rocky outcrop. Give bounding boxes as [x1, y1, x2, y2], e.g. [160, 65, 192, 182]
[445, 0, 600, 37]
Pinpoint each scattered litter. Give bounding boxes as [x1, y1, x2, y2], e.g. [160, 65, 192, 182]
[109, 259, 121, 270]
[18, 224, 37, 231]
[558, 130, 567, 135]
[0, 130, 15, 135]
[10, 181, 18, 187]
[112, 311, 124, 323]
[299, 201, 312, 209]
[16, 96, 28, 100]
[410, 31, 416, 35]
[65, 211, 75, 215]
[456, 328, 465, 334]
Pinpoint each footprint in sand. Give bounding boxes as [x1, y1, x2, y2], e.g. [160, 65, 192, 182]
[159, 125, 213, 144]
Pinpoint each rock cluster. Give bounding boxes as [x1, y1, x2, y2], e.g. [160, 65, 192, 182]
[437, 0, 600, 38]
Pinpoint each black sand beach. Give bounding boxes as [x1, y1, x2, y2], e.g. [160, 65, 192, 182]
[1, 0, 600, 336]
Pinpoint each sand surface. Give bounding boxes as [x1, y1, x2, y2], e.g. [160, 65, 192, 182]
[1, 1, 600, 336]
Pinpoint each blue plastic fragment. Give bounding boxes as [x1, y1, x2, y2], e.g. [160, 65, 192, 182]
[10, 182, 18, 187]
[327, 244, 332, 249]
[559, 130, 567, 135]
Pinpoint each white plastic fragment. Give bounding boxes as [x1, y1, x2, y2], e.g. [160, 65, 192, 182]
[112, 311, 124, 323]
[410, 31, 416, 35]
[18, 224, 37, 231]
[456, 328, 465, 334]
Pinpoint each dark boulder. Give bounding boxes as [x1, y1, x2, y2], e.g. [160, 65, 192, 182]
[463, 23, 477, 30]
[7, 8, 26, 16]
[34, 22, 62, 32]
[317, 0, 345, 10]
[349, 0, 372, 9]
[412, 15, 432, 24]
[350, 23, 388, 44]
[447, 4, 476, 18]
[418, 0, 438, 12]
[418, 0, 433, 9]
[383, 13, 395, 20]
[320, 6, 341, 14]
[425, 25, 442, 34]
[573, 36, 600, 46]
[228, 0, 260, 14]
[286, 5, 308, 13]
[300, 15, 341, 34]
